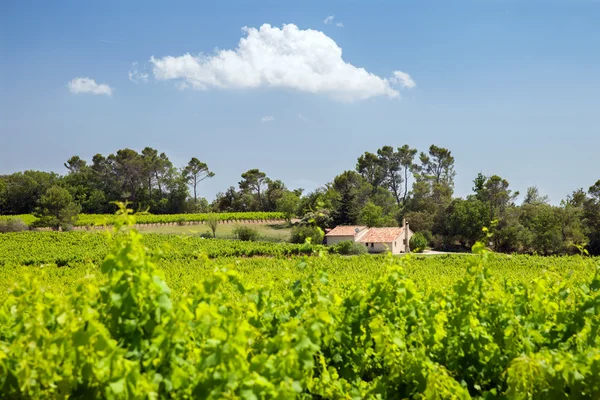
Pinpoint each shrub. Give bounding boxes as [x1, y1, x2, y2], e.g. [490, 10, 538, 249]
[206, 213, 219, 238]
[330, 240, 368, 255]
[199, 232, 213, 239]
[232, 225, 259, 242]
[0, 218, 29, 233]
[410, 232, 428, 253]
[290, 225, 324, 244]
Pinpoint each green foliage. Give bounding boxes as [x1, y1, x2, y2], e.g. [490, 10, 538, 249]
[33, 185, 81, 230]
[0, 211, 286, 228]
[410, 232, 428, 253]
[232, 225, 259, 241]
[358, 201, 396, 227]
[183, 157, 214, 203]
[1, 214, 599, 398]
[329, 239, 368, 255]
[276, 191, 300, 224]
[0, 218, 28, 233]
[206, 213, 219, 238]
[290, 225, 324, 244]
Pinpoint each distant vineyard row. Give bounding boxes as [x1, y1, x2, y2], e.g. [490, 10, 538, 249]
[0, 211, 286, 227]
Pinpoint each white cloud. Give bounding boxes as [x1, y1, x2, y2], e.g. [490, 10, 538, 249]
[298, 113, 309, 121]
[391, 70, 416, 89]
[150, 23, 415, 102]
[324, 15, 335, 24]
[67, 77, 113, 96]
[336, 22, 344, 28]
[128, 62, 149, 83]
[260, 115, 275, 123]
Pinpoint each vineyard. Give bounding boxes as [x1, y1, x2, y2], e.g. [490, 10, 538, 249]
[1, 222, 599, 398]
[0, 211, 285, 227]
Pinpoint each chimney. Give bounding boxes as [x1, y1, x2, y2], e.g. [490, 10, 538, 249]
[403, 218, 410, 252]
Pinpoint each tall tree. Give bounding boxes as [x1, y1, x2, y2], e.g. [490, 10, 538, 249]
[183, 158, 214, 204]
[480, 175, 519, 221]
[397, 145, 417, 205]
[356, 152, 385, 190]
[377, 146, 403, 205]
[418, 145, 456, 187]
[331, 171, 372, 225]
[64, 156, 87, 173]
[239, 169, 269, 210]
[523, 186, 549, 205]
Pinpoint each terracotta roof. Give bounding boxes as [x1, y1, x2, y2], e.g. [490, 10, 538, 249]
[358, 227, 405, 243]
[325, 225, 367, 236]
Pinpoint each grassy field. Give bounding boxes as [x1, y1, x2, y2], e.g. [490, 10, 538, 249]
[136, 221, 293, 241]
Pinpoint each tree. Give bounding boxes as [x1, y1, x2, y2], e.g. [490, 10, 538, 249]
[331, 171, 372, 225]
[582, 180, 600, 255]
[356, 152, 385, 189]
[377, 146, 404, 205]
[520, 204, 563, 255]
[481, 175, 518, 221]
[239, 169, 269, 210]
[444, 198, 489, 248]
[0, 170, 59, 214]
[276, 191, 300, 224]
[34, 186, 81, 230]
[418, 145, 456, 187]
[265, 180, 287, 212]
[397, 145, 418, 205]
[183, 158, 214, 204]
[358, 201, 395, 227]
[523, 186, 549, 205]
[64, 156, 87, 173]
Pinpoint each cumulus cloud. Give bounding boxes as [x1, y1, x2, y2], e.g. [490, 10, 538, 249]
[128, 62, 149, 83]
[324, 15, 335, 24]
[67, 77, 113, 96]
[150, 24, 414, 102]
[391, 71, 416, 89]
[260, 116, 275, 123]
[336, 22, 344, 28]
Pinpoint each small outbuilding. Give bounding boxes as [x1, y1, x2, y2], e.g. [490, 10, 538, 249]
[325, 219, 414, 254]
[324, 225, 367, 245]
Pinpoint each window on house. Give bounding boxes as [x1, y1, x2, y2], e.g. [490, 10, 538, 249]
[403, 239, 407, 245]
[365, 243, 368, 247]
[394, 242, 396, 247]
[371, 243, 374, 248]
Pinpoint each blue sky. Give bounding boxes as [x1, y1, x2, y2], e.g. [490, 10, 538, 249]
[1, 0, 599, 204]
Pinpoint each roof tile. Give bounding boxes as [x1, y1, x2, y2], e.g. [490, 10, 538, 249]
[325, 225, 367, 236]
[358, 228, 405, 243]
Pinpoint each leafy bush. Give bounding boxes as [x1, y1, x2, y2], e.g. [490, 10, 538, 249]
[199, 232, 213, 239]
[0, 218, 29, 233]
[330, 240, 368, 255]
[410, 232, 428, 253]
[290, 225, 324, 244]
[232, 225, 259, 242]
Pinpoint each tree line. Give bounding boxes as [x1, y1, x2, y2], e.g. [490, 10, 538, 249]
[0, 145, 599, 255]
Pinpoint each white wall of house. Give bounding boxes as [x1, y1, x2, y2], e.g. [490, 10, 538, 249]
[326, 235, 356, 246]
[363, 233, 414, 254]
[364, 240, 400, 254]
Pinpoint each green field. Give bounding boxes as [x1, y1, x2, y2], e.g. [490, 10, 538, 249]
[1, 227, 599, 398]
[136, 221, 293, 241]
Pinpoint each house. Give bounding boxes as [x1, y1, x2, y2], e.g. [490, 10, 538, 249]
[325, 219, 414, 254]
[324, 225, 368, 245]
